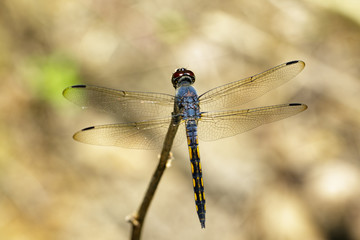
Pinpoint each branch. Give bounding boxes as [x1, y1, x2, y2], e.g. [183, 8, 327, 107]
[129, 117, 180, 240]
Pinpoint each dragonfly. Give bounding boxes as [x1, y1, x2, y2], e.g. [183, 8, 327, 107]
[63, 60, 307, 228]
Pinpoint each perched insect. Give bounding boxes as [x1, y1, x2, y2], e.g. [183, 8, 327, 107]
[63, 60, 307, 228]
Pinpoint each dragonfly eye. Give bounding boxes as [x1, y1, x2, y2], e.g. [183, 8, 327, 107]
[172, 68, 195, 88]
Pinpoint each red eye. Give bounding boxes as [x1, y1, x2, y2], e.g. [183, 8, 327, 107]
[171, 68, 196, 88]
[172, 68, 195, 80]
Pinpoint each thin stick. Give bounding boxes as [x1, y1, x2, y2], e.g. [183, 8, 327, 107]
[130, 118, 180, 240]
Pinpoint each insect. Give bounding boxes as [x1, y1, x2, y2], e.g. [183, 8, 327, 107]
[63, 60, 307, 228]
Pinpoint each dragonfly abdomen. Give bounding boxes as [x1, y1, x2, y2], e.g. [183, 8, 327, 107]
[185, 120, 206, 228]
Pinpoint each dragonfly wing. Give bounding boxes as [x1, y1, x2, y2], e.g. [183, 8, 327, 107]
[199, 60, 305, 111]
[63, 85, 175, 122]
[198, 103, 307, 141]
[73, 118, 186, 150]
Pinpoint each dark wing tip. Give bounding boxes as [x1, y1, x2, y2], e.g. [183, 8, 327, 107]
[62, 85, 87, 96]
[81, 126, 95, 131]
[286, 60, 305, 67]
[71, 85, 87, 88]
[73, 126, 95, 141]
[286, 60, 299, 65]
[289, 103, 308, 110]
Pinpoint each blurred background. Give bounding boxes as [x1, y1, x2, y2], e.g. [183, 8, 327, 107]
[1, 0, 360, 239]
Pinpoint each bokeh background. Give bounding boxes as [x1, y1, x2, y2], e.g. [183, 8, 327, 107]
[1, 0, 360, 239]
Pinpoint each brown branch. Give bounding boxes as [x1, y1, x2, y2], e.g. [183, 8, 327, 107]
[129, 118, 180, 240]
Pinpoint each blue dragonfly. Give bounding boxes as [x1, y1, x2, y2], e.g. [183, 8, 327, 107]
[63, 60, 307, 228]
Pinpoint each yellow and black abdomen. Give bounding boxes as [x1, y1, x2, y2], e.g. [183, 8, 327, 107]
[185, 120, 206, 228]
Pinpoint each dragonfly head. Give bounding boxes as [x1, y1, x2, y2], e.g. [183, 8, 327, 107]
[172, 68, 195, 88]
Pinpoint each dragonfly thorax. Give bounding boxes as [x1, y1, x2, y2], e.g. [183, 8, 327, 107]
[172, 68, 195, 88]
[175, 85, 200, 120]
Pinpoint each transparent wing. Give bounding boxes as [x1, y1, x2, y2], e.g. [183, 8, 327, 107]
[73, 118, 186, 150]
[63, 85, 175, 122]
[198, 103, 307, 141]
[199, 60, 305, 111]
